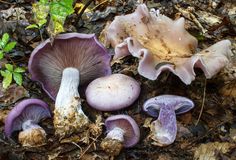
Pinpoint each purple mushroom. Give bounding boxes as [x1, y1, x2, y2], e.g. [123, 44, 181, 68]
[28, 33, 111, 138]
[4, 99, 51, 147]
[102, 4, 232, 84]
[85, 74, 140, 111]
[101, 115, 140, 156]
[143, 95, 194, 146]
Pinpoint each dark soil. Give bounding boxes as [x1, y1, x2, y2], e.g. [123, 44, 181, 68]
[0, 0, 235, 159]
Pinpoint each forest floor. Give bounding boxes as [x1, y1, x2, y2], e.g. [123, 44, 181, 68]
[0, 0, 235, 159]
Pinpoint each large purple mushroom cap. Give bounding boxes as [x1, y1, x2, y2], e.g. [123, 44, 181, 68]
[28, 33, 111, 99]
[143, 95, 194, 146]
[4, 98, 51, 137]
[86, 74, 140, 111]
[105, 114, 140, 147]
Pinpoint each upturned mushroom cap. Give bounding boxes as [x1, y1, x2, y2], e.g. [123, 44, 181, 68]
[104, 115, 140, 147]
[143, 95, 194, 117]
[85, 74, 140, 111]
[4, 99, 51, 137]
[28, 33, 111, 99]
[102, 4, 232, 84]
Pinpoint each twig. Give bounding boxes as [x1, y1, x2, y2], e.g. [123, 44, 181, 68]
[0, 0, 14, 4]
[91, 0, 109, 11]
[195, 78, 207, 125]
[79, 135, 100, 159]
[71, 142, 83, 152]
[75, 0, 94, 30]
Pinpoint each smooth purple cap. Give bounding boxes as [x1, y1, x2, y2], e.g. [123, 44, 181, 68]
[143, 95, 194, 117]
[28, 33, 111, 100]
[4, 99, 51, 137]
[105, 115, 140, 148]
[85, 74, 141, 111]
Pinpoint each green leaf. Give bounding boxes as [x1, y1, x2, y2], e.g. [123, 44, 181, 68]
[39, 0, 48, 4]
[48, 0, 74, 36]
[0, 70, 6, 77]
[13, 72, 23, 86]
[14, 67, 25, 73]
[32, 1, 49, 28]
[26, 24, 39, 30]
[2, 70, 12, 89]
[0, 51, 3, 59]
[5, 64, 14, 72]
[1, 33, 9, 48]
[3, 41, 16, 52]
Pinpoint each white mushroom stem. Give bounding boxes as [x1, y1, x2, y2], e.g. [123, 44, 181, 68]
[22, 120, 43, 130]
[101, 127, 125, 156]
[54, 67, 89, 138]
[106, 127, 125, 142]
[19, 120, 46, 147]
[149, 104, 177, 147]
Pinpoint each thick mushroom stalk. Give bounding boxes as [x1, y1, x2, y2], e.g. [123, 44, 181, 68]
[54, 68, 89, 137]
[143, 95, 194, 146]
[18, 120, 46, 147]
[28, 33, 111, 138]
[4, 99, 51, 147]
[100, 127, 125, 156]
[100, 115, 140, 156]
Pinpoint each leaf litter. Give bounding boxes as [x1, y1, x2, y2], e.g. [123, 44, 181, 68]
[0, 0, 235, 159]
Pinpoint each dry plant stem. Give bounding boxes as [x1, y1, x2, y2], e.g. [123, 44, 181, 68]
[195, 78, 207, 125]
[0, 0, 14, 4]
[79, 135, 100, 159]
[75, 0, 94, 28]
[54, 67, 89, 138]
[92, 0, 109, 10]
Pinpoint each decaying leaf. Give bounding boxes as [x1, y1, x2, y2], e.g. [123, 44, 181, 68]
[29, 0, 50, 28]
[220, 81, 236, 97]
[88, 115, 104, 137]
[0, 7, 27, 21]
[196, 10, 222, 28]
[230, 128, 236, 142]
[0, 84, 29, 107]
[194, 142, 235, 160]
[143, 117, 152, 128]
[0, 109, 10, 124]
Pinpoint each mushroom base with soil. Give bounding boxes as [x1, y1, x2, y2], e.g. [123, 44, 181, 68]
[54, 68, 89, 138]
[149, 119, 176, 146]
[100, 127, 125, 156]
[18, 120, 47, 147]
[100, 138, 123, 156]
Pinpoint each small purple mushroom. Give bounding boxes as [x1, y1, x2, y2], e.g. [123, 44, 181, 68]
[143, 95, 194, 146]
[101, 115, 140, 156]
[28, 33, 111, 138]
[4, 99, 51, 147]
[85, 74, 140, 111]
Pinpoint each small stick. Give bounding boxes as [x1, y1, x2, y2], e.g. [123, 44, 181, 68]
[195, 78, 207, 125]
[75, 0, 94, 29]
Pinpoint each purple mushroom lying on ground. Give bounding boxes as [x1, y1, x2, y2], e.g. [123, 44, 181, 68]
[100, 115, 140, 156]
[28, 33, 111, 138]
[85, 74, 140, 111]
[4, 99, 51, 147]
[143, 95, 194, 146]
[102, 4, 232, 84]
